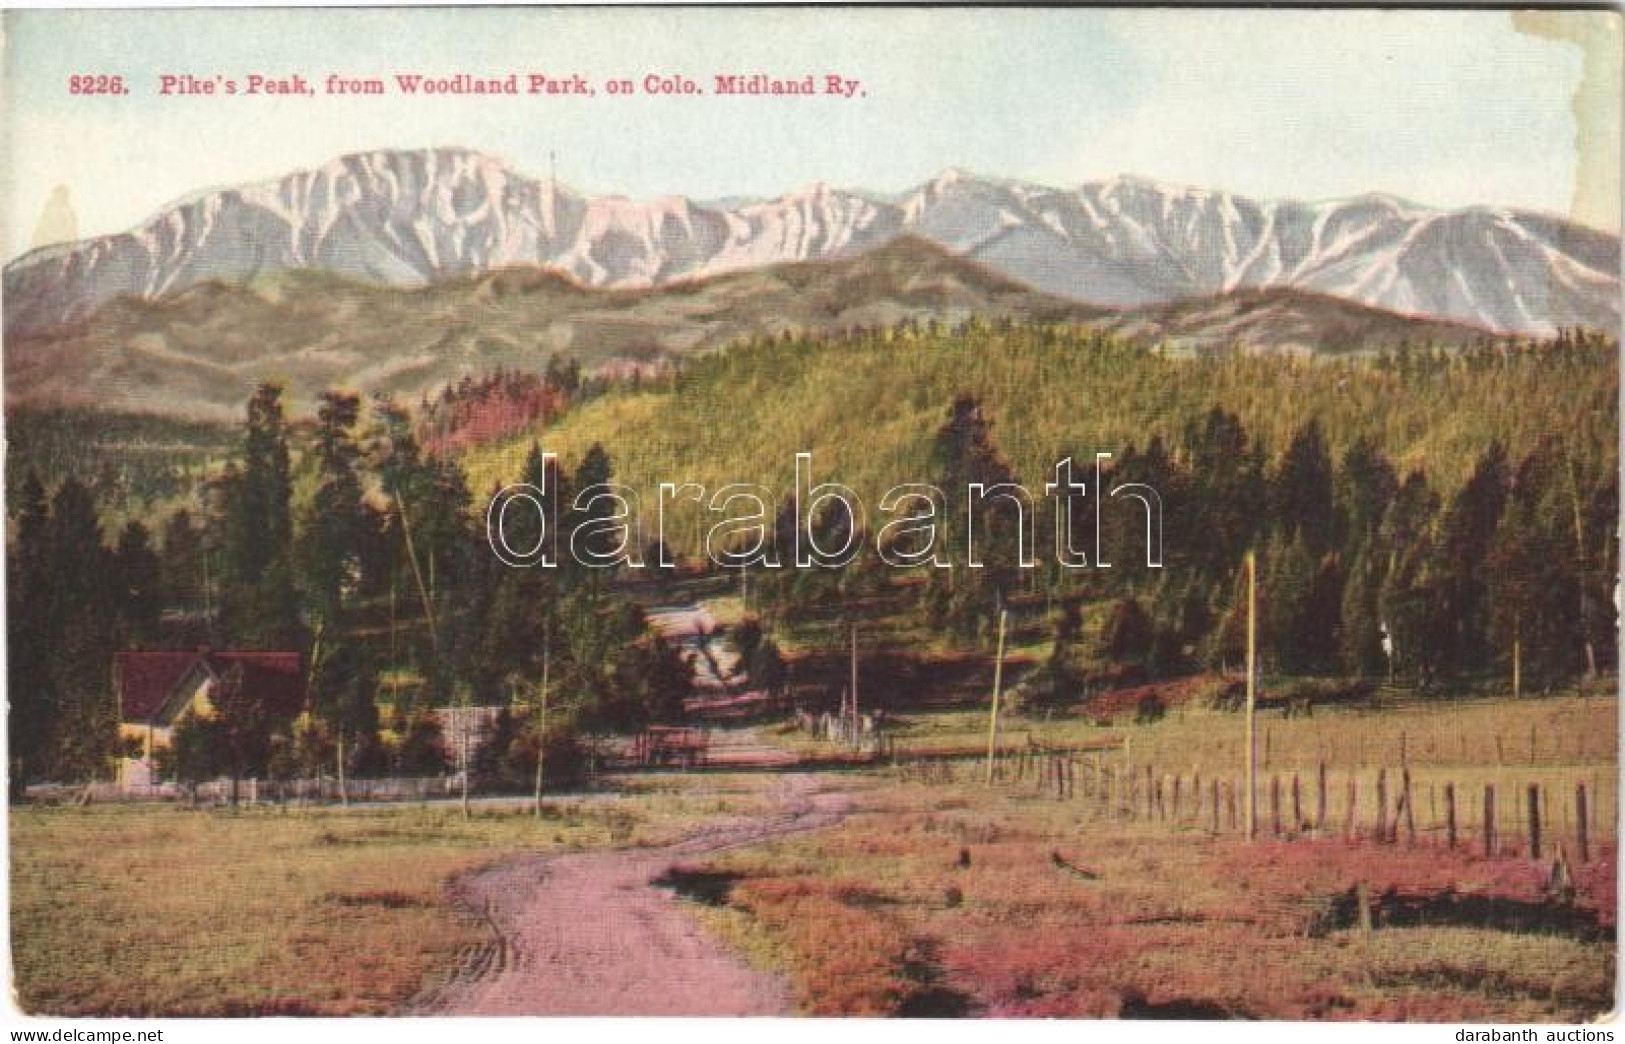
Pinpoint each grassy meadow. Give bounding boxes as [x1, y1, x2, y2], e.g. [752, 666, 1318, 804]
[690, 769, 1616, 1019]
[682, 696, 1618, 1019]
[9, 776, 779, 1015]
[10, 696, 1615, 1020]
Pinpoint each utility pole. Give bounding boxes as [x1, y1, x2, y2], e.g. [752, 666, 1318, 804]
[460, 708, 471, 821]
[1512, 614, 1522, 699]
[1245, 551, 1258, 840]
[984, 609, 1009, 785]
[201, 549, 214, 642]
[389, 576, 401, 705]
[534, 616, 551, 819]
[396, 493, 438, 655]
[336, 729, 348, 808]
[849, 622, 859, 750]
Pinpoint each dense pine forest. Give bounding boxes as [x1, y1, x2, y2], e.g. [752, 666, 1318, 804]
[7, 377, 689, 790]
[6, 320, 1618, 785]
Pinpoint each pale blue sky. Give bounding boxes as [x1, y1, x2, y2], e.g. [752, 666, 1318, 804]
[3, 7, 1617, 260]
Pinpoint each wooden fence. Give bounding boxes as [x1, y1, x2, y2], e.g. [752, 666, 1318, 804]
[892, 742, 1615, 863]
[39, 775, 470, 806]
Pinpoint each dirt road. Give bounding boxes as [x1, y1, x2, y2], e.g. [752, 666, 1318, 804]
[418, 774, 848, 1015]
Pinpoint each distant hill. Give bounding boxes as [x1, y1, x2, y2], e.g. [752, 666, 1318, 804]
[3, 237, 1100, 419]
[1098, 287, 1497, 356]
[6, 147, 1617, 338]
[6, 235, 1516, 420]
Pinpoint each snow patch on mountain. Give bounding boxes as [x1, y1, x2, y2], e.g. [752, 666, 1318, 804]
[5, 147, 1617, 337]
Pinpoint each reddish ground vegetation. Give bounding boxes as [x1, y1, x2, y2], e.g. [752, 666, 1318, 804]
[419, 366, 577, 457]
[696, 779, 1615, 1020]
[1082, 673, 1223, 721]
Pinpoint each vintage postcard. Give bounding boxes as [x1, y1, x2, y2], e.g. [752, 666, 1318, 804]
[1, 5, 1619, 1027]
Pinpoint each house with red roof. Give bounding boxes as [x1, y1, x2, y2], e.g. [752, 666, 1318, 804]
[115, 649, 305, 788]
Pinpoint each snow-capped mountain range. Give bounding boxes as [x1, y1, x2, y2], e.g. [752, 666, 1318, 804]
[5, 147, 1618, 337]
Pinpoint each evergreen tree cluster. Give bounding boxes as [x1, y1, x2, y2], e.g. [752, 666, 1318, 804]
[6, 380, 691, 786]
[522, 321, 1613, 695]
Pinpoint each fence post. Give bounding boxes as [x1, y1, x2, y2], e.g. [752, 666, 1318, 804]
[1401, 767, 1416, 846]
[1291, 772, 1302, 833]
[1526, 783, 1542, 861]
[1316, 762, 1328, 834]
[1270, 776, 1282, 837]
[1374, 768, 1388, 843]
[1483, 783, 1497, 858]
[1344, 777, 1357, 841]
[1210, 778, 1220, 833]
[1444, 782, 1457, 850]
[1576, 783, 1590, 863]
[1172, 776, 1182, 821]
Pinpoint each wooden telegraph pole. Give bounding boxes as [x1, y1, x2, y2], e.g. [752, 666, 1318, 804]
[534, 616, 551, 819]
[1512, 615, 1522, 699]
[850, 622, 860, 750]
[460, 709, 471, 821]
[1245, 551, 1259, 840]
[984, 609, 1009, 785]
[336, 729, 348, 808]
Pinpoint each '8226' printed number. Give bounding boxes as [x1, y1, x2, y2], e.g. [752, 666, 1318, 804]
[69, 74, 129, 95]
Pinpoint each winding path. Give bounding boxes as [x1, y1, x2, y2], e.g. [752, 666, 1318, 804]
[418, 774, 848, 1015]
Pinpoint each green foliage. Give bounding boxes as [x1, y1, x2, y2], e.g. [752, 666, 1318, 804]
[732, 616, 765, 669]
[158, 713, 218, 787]
[37, 478, 118, 780]
[497, 716, 587, 790]
[112, 520, 162, 648]
[218, 384, 302, 648]
[395, 712, 449, 776]
[1099, 597, 1155, 666]
[8, 471, 56, 788]
[209, 664, 275, 802]
[919, 394, 1023, 644]
[467, 325, 1616, 554]
[1133, 693, 1167, 725]
[460, 323, 1616, 692]
[299, 391, 383, 748]
[748, 638, 789, 696]
[5, 408, 233, 523]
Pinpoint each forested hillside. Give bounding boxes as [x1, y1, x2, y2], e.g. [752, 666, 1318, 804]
[466, 321, 1618, 690]
[468, 322, 1615, 517]
[7, 319, 1617, 786]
